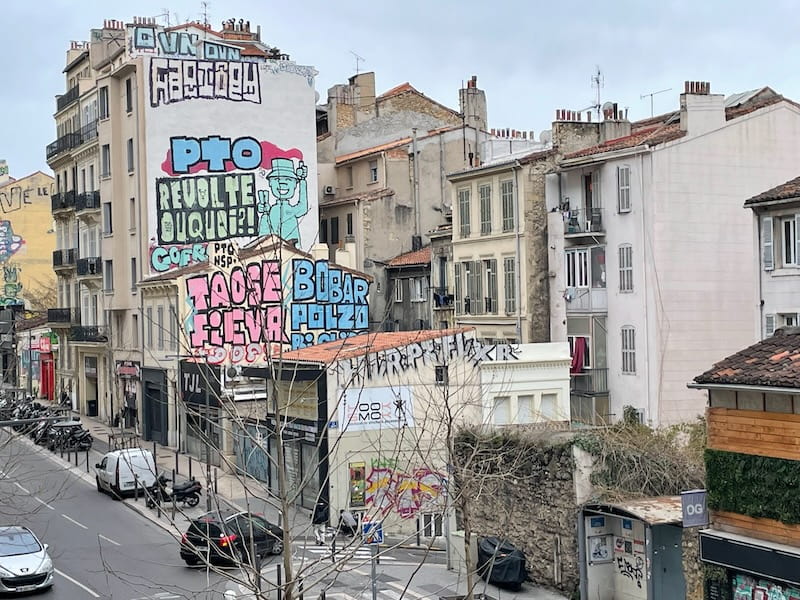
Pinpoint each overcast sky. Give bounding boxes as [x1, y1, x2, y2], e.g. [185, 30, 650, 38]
[3, 0, 799, 177]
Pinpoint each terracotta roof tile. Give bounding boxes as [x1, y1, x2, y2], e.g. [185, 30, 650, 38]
[744, 174, 800, 206]
[564, 124, 686, 159]
[280, 328, 474, 364]
[336, 138, 411, 164]
[694, 327, 800, 388]
[378, 83, 416, 98]
[387, 246, 431, 267]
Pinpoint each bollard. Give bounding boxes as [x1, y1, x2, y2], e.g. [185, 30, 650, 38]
[416, 516, 421, 546]
[276, 564, 282, 600]
[172, 468, 176, 486]
[214, 468, 218, 494]
[60, 443, 63, 459]
[85, 449, 89, 473]
[107, 434, 111, 449]
[74, 448, 78, 467]
[331, 534, 336, 564]
[134, 475, 139, 502]
[153, 441, 157, 462]
[172, 494, 176, 520]
[298, 577, 304, 600]
[321, 591, 326, 600]
[188, 456, 193, 480]
[175, 449, 179, 476]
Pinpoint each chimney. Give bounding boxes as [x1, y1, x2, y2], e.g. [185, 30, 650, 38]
[459, 75, 487, 131]
[680, 80, 724, 136]
[599, 99, 632, 142]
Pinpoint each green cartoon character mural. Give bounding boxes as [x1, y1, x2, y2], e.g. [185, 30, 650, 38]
[257, 157, 308, 245]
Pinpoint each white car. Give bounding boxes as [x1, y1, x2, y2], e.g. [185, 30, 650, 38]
[0, 526, 53, 593]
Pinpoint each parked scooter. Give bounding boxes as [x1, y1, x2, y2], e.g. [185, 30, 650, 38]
[47, 421, 92, 451]
[146, 473, 202, 508]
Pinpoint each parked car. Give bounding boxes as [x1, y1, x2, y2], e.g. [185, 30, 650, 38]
[95, 448, 157, 498]
[180, 510, 284, 566]
[0, 526, 54, 593]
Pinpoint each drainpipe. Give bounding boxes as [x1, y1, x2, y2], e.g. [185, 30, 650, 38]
[513, 161, 523, 340]
[412, 128, 421, 237]
[756, 207, 764, 339]
[639, 153, 653, 425]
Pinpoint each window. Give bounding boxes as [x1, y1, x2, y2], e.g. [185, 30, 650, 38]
[101, 144, 111, 178]
[619, 244, 633, 292]
[493, 396, 510, 425]
[568, 335, 591, 369]
[540, 393, 558, 420]
[89, 165, 95, 191]
[762, 216, 774, 271]
[346, 166, 353, 188]
[458, 188, 470, 237]
[484, 259, 497, 314]
[516, 395, 533, 423]
[146, 307, 153, 347]
[130, 257, 137, 290]
[126, 138, 134, 173]
[617, 165, 631, 213]
[368, 160, 378, 183]
[454, 263, 462, 315]
[346, 213, 353, 236]
[394, 279, 403, 302]
[99, 86, 109, 119]
[621, 326, 636, 374]
[503, 257, 516, 313]
[129, 198, 136, 231]
[464, 261, 483, 314]
[103, 259, 113, 291]
[421, 513, 443, 537]
[330, 216, 340, 245]
[411, 278, 425, 302]
[566, 248, 589, 288]
[782, 216, 799, 267]
[102, 202, 112, 234]
[501, 180, 515, 232]
[435, 365, 448, 386]
[479, 184, 491, 235]
[132, 314, 139, 346]
[157, 306, 164, 350]
[170, 306, 178, 350]
[591, 246, 606, 288]
[319, 219, 328, 243]
[125, 78, 133, 113]
[780, 313, 798, 327]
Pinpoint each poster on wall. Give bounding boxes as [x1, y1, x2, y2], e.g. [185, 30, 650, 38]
[588, 534, 613, 564]
[339, 387, 414, 432]
[349, 461, 366, 507]
[134, 23, 319, 275]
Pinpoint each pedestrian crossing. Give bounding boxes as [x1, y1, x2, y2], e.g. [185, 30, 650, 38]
[304, 545, 397, 562]
[325, 588, 423, 600]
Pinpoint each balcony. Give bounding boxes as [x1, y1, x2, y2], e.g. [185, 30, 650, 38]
[77, 120, 98, 146]
[56, 85, 80, 112]
[76, 257, 102, 278]
[564, 207, 605, 237]
[570, 368, 608, 396]
[46, 132, 81, 161]
[76, 190, 101, 213]
[432, 287, 454, 310]
[51, 190, 77, 214]
[47, 308, 80, 329]
[52, 248, 77, 271]
[69, 325, 109, 344]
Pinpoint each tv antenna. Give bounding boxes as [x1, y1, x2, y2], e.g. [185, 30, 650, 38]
[200, 1, 210, 30]
[591, 66, 604, 120]
[350, 51, 365, 75]
[640, 88, 672, 117]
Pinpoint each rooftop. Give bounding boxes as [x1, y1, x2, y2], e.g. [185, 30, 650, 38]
[387, 246, 431, 267]
[563, 123, 686, 159]
[744, 174, 800, 206]
[693, 327, 800, 389]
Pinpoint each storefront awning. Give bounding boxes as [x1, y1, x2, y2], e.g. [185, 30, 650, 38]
[585, 496, 683, 526]
[700, 528, 800, 586]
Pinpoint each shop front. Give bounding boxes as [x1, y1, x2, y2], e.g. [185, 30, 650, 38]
[179, 360, 221, 467]
[83, 356, 99, 417]
[116, 361, 141, 429]
[700, 529, 800, 599]
[38, 336, 54, 401]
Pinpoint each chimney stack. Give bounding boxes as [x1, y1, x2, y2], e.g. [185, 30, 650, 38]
[680, 80, 723, 135]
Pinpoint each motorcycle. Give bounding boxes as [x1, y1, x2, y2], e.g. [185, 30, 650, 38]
[47, 421, 92, 451]
[146, 473, 202, 508]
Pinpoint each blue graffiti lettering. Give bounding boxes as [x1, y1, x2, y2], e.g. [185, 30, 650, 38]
[151, 243, 207, 272]
[203, 40, 241, 61]
[170, 136, 262, 174]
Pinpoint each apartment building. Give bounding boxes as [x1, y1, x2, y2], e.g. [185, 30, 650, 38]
[46, 17, 318, 432]
[317, 74, 487, 328]
[547, 82, 800, 426]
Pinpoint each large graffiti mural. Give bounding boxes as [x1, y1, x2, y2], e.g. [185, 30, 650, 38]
[363, 463, 446, 519]
[0, 221, 24, 263]
[182, 252, 370, 361]
[137, 21, 319, 275]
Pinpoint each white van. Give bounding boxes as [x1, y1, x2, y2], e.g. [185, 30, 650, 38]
[95, 449, 157, 498]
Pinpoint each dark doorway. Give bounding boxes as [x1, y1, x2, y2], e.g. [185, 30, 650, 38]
[141, 368, 168, 445]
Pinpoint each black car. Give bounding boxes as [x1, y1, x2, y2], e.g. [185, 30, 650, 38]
[180, 510, 284, 566]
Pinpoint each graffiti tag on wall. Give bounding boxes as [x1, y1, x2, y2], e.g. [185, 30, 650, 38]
[0, 221, 24, 262]
[340, 331, 519, 383]
[133, 27, 243, 62]
[149, 58, 260, 107]
[0, 184, 47, 213]
[0, 264, 22, 306]
[616, 555, 644, 589]
[365, 466, 445, 519]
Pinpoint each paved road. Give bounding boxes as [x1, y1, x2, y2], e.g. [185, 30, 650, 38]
[0, 430, 233, 599]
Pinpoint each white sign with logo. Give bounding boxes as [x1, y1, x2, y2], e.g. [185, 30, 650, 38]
[338, 386, 414, 432]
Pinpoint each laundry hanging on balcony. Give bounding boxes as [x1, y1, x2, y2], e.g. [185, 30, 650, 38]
[570, 337, 586, 374]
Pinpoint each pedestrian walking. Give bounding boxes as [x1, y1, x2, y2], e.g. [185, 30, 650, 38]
[312, 499, 329, 545]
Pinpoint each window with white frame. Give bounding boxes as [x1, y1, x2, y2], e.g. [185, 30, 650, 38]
[479, 184, 492, 235]
[540, 393, 558, 420]
[368, 160, 378, 183]
[568, 335, 591, 369]
[484, 259, 497, 314]
[762, 216, 774, 271]
[503, 257, 516, 314]
[617, 165, 631, 213]
[501, 180, 515, 232]
[454, 263, 462, 315]
[566, 248, 589, 288]
[103, 259, 113, 291]
[621, 326, 636, 374]
[126, 138, 134, 173]
[101, 144, 111, 178]
[99, 86, 109, 119]
[619, 244, 633, 292]
[779, 313, 798, 327]
[458, 188, 471, 237]
[394, 279, 403, 302]
[782, 216, 799, 267]
[516, 395, 533, 423]
[411, 278, 425, 302]
[102, 202, 112, 234]
[493, 396, 510, 425]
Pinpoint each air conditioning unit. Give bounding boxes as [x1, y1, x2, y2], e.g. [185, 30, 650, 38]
[323, 185, 335, 195]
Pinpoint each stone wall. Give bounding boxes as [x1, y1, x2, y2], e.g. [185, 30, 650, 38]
[377, 90, 461, 126]
[459, 431, 580, 597]
[682, 527, 703, 600]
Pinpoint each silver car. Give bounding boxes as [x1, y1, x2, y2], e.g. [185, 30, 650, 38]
[0, 527, 53, 593]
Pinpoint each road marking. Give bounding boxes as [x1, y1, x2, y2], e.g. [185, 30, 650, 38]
[385, 582, 426, 600]
[98, 534, 120, 546]
[14, 482, 29, 494]
[33, 496, 54, 510]
[55, 568, 100, 597]
[306, 547, 396, 560]
[61, 514, 88, 529]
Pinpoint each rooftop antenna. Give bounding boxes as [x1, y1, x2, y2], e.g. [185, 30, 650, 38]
[156, 10, 170, 26]
[200, 1, 210, 32]
[350, 51, 365, 75]
[640, 88, 672, 117]
[591, 66, 604, 120]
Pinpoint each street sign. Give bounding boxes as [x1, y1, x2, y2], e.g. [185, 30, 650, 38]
[362, 520, 383, 545]
[681, 489, 709, 527]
